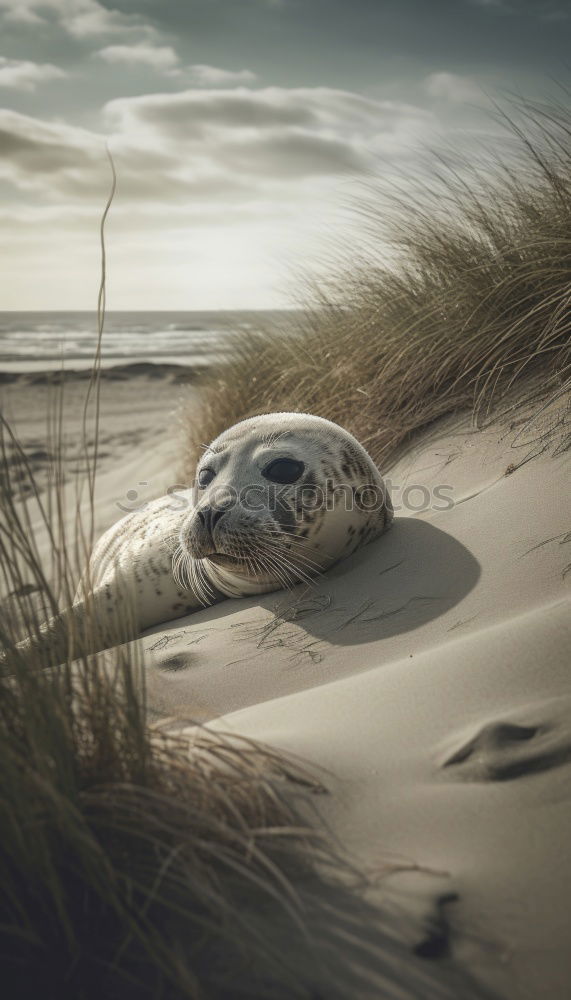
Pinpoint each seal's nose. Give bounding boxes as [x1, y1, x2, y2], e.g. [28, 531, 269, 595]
[198, 504, 226, 539]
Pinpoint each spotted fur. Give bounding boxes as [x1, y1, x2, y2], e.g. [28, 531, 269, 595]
[14, 413, 392, 668]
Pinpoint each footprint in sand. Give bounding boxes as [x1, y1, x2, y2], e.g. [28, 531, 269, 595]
[439, 698, 571, 782]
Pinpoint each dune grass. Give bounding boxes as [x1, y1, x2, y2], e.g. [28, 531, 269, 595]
[0, 164, 336, 1000]
[0, 633, 332, 999]
[179, 99, 571, 480]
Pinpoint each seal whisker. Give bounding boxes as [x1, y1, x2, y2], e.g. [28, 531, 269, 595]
[188, 562, 206, 604]
[250, 545, 293, 591]
[277, 545, 323, 575]
[259, 554, 295, 592]
[259, 535, 323, 583]
[275, 547, 326, 582]
[191, 557, 215, 606]
[263, 530, 324, 571]
[277, 551, 320, 588]
[251, 543, 308, 591]
[254, 532, 318, 566]
[172, 543, 214, 607]
[172, 545, 187, 591]
[251, 548, 289, 588]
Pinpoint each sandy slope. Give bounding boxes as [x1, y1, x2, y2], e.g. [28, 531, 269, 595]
[139, 400, 570, 1000]
[4, 372, 570, 997]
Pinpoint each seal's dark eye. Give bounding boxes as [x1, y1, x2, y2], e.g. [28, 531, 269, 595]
[262, 458, 305, 484]
[198, 467, 215, 488]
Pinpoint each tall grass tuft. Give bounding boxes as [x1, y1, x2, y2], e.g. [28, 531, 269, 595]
[0, 159, 335, 1000]
[179, 100, 571, 478]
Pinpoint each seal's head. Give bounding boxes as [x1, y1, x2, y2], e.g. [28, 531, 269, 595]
[179, 412, 393, 600]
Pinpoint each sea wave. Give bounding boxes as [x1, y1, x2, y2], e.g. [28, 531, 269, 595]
[0, 309, 300, 370]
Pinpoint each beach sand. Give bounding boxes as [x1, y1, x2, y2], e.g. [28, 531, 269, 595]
[4, 368, 570, 998]
[0, 363, 197, 537]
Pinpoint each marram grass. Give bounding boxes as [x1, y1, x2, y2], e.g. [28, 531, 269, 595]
[180, 99, 571, 480]
[0, 166, 336, 1000]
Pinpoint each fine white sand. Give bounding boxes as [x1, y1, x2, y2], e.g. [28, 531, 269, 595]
[4, 371, 571, 998]
[144, 394, 571, 999]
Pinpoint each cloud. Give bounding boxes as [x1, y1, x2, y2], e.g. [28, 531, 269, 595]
[0, 108, 257, 204]
[105, 86, 426, 139]
[95, 44, 179, 71]
[424, 72, 483, 104]
[0, 85, 434, 309]
[0, 86, 433, 214]
[99, 87, 432, 199]
[0, 3, 43, 24]
[0, 110, 103, 181]
[101, 87, 434, 190]
[187, 65, 258, 87]
[0, 0, 154, 38]
[0, 57, 66, 90]
[218, 131, 368, 177]
[106, 88, 319, 136]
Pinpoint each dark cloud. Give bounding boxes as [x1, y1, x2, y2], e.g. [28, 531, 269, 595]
[0, 127, 84, 172]
[0, 111, 100, 175]
[2, 100, 375, 203]
[0, 111, 183, 198]
[106, 89, 320, 135]
[103, 87, 428, 184]
[218, 131, 370, 177]
[105, 86, 428, 143]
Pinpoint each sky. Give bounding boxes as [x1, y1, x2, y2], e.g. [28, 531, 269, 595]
[0, 0, 569, 310]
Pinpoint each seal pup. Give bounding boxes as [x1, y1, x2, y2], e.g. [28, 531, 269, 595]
[8, 413, 392, 669]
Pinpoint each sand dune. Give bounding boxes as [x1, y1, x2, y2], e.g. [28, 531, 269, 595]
[142, 411, 570, 723]
[4, 371, 570, 997]
[139, 399, 570, 999]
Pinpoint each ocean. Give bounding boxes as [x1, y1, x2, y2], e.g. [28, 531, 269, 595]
[0, 311, 297, 373]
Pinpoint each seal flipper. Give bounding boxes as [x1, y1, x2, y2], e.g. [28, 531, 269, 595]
[3, 586, 141, 672]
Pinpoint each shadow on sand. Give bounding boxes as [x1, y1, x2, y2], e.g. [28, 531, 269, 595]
[174, 516, 481, 649]
[282, 516, 482, 647]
